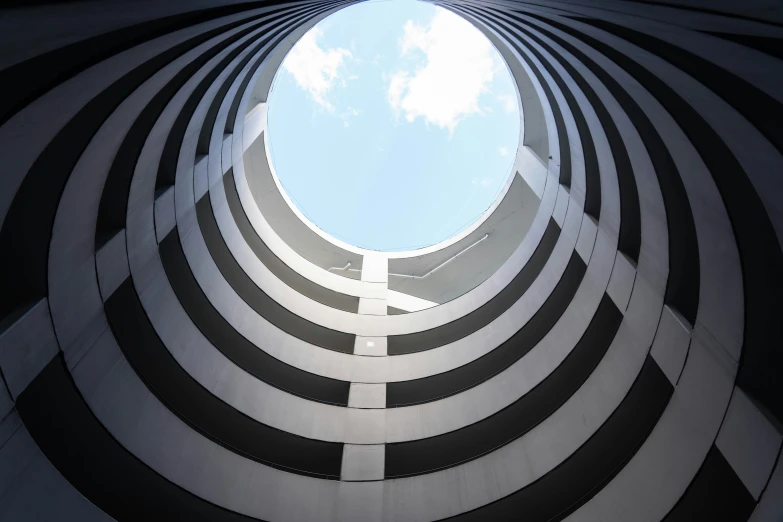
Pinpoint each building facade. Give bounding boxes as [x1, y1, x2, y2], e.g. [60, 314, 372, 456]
[0, 0, 782, 520]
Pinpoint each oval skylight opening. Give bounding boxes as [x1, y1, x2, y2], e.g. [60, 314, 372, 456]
[267, 0, 520, 252]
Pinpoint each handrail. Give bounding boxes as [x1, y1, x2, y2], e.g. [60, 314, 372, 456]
[389, 233, 489, 279]
[328, 233, 490, 278]
[328, 261, 361, 273]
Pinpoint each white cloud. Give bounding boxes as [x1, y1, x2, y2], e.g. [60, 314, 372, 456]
[498, 146, 509, 157]
[283, 28, 352, 111]
[471, 177, 493, 187]
[340, 106, 360, 127]
[497, 93, 517, 113]
[386, 8, 500, 133]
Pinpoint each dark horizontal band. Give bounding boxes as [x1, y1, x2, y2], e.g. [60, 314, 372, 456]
[106, 277, 344, 479]
[16, 355, 262, 521]
[160, 227, 351, 405]
[387, 248, 586, 407]
[196, 192, 356, 353]
[551, 14, 783, 430]
[388, 218, 561, 355]
[385, 293, 621, 477]
[223, 169, 360, 313]
[508, 15, 641, 261]
[0, 3, 303, 325]
[95, 4, 310, 245]
[446, 356, 672, 521]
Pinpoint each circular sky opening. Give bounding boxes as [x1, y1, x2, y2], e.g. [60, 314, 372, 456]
[267, 0, 520, 252]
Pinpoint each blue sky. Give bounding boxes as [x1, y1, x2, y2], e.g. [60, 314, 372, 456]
[267, 0, 519, 251]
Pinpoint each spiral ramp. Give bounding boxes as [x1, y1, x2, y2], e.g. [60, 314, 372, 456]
[0, 0, 782, 520]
